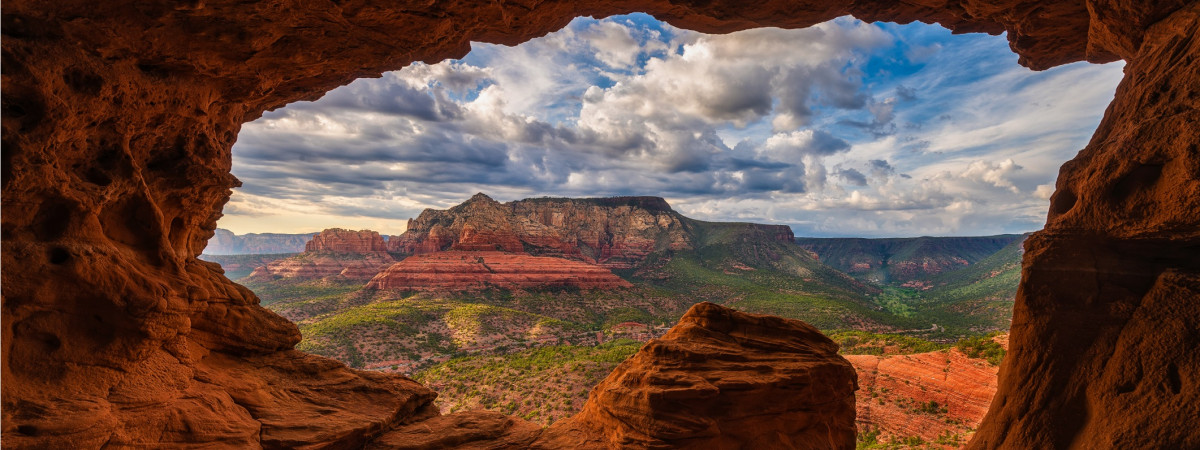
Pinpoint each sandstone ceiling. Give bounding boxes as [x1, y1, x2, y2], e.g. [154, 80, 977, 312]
[2, 0, 1198, 448]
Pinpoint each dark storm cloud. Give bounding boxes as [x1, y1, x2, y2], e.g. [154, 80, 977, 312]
[297, 78, 462, 122]
[837, 168, 868, 186]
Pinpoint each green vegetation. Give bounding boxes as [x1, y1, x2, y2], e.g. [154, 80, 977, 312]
[795, 235, 1022, 284]
[239, 278, 362, 306]
[826, 331, 949, 355]
[415, 340, 642, 425]
[954, 332, 1007, 366]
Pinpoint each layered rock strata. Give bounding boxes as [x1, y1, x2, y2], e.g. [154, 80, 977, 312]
[390, 194, 698, 269]
[3, 0, 1198, 448]
[306, 228, 388, 253]
[848, 350, 999, 443]
[247, 228, 396, 281]
[366, 251, 632, 291]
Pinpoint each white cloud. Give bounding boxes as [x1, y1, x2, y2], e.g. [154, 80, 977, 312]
[223, 15, 1123, 237]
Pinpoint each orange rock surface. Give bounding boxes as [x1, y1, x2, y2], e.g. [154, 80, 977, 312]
[247, 228, 396, 281]
[305, 228, 389, 253]
[3, 0, 1198, 447]
[390, 194, 703, 269]
[536, 302, 858, 449]
[847, 350, 999, 443]
[367, 251, 632, 291]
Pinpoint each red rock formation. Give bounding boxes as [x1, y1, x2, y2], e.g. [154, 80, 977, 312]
[246, 228, 395, 281]
[848, 350, 999, 443]
[366, 251, 632, 291]
[534, 302, 858, 448]
[973, 5, 1200, 447]
[390, 194, 702, 269]
[3, 0, 1198, 448]
[306, 228, 389, 253]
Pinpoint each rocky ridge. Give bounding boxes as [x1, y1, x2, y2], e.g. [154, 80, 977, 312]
[795, 235, 1024, 284]
[390, 194, 793, 269]
[249, 228, 396, 281]
[366, 251, 632, 291]
[307, 228, 389, 253]
[204, 228, 313, 255]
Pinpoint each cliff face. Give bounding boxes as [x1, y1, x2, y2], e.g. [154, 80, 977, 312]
[248, 228, 395, 281]
[3, 0, 1198, 448]
[390, 194, 701, 269]
[204, 228, 313, 255]
[306, 228, 389, 253]
[366, 251, 632, 291]
[848, 350, 999, 443]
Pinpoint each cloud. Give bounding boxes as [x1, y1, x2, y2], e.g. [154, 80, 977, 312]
[223, 14, 1123, 237]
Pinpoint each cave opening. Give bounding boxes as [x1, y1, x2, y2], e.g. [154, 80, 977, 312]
[203, 13, 1123, 444]
[4, 0, 1197, 448]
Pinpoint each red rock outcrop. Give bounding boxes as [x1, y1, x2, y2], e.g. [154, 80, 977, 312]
[389, 194, 701, 269]
[3, 0, 1198, 448]
[306, 228, 389, 253]
[534, 302, 858, 448]
[366, 251, 632, 291]
[246, 228, 396, 281]
[848, 350, 999, 444]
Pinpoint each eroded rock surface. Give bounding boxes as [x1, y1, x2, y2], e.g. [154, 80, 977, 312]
[366, 251, 632, 291]
[306, 228, 389, 253]
[391, 194, 701, 269]
[245, 228, 396, 281]
[848, 349, 999, 443]
[536, 302, 858, 449]
[2, 0, 1198, 448]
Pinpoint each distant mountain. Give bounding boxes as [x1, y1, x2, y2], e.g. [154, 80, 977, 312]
[794, 235, 1024, 284]
[390, 193, 788, 269]
[915, 236, 1027, 332]
[203, 228, 314, 254]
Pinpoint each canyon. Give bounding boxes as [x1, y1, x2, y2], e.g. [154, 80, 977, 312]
[3, 0, 1198, 449]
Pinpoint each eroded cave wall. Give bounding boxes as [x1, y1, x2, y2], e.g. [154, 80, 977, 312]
[1, 0, 1196, 448]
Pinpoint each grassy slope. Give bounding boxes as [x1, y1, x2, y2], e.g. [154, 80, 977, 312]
[414, 340, 644, 425]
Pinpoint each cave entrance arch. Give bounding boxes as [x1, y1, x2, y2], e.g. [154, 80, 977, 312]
[3, 1, 1197, 448]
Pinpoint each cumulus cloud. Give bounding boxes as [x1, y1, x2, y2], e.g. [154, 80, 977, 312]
[223, 14, 1123, 237]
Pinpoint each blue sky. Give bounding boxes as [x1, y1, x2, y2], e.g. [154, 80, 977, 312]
[222, 14, 1124, 237]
